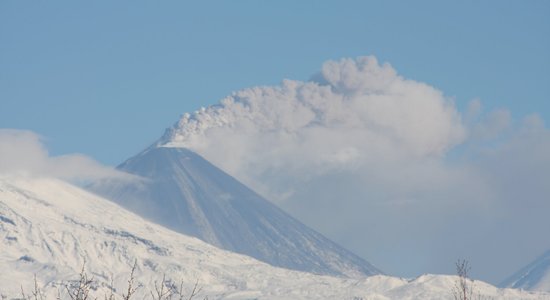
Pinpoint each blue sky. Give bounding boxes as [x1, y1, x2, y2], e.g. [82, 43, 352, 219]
[1, 1, 549, 283]
[2, 1, 548, 165]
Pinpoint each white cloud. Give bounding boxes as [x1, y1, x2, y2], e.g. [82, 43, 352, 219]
[0, 129, 133, 182]
[160, 56, 466, 201]
[277, 114, 550, 282]
[471, 108, 512, 140]
[155, 55, 550, 283]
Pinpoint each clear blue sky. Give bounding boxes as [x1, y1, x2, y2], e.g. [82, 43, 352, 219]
[2, 1, 548, 165]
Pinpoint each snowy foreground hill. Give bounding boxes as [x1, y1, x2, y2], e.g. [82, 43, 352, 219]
[501, 250, 550, 293]
[1, 177, 548, 299]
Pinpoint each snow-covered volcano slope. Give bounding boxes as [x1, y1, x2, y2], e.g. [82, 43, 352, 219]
[88, 146, 380, 278]
[1, 177, 546, 300]
[501, 250, 550, 292]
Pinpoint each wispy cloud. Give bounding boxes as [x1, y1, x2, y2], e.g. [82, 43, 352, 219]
[159, 56, 550, 282]
[0, 129, 133, 182]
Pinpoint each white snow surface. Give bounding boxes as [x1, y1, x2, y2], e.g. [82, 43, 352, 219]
[1, 176, 548, 300]
[501, 250, 550, 292]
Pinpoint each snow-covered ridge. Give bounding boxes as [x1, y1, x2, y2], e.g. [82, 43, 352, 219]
[501, 250, 550, 292]
[1, 177, 548, 299]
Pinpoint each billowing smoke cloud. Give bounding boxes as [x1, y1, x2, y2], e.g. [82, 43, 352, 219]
[157, 56, 550, 283]
[0, 129, 133, 182]
[160, 56, 466, 200]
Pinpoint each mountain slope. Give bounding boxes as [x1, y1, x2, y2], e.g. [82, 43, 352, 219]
[1, 176, 545, 300]
[89, 146, 379, 278]
[501, 250, 550, 292]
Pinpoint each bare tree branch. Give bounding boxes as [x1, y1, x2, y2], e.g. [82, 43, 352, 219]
[122, 260, 138, 300]
[452, 259, 474, 300]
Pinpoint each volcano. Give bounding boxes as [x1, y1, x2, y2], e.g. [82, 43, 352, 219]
[89, 146, 381, 277]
